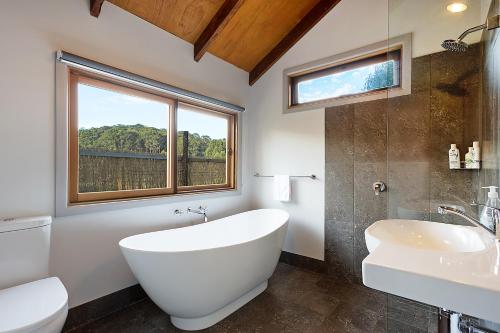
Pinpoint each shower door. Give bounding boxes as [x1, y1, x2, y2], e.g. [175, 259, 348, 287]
[325, 1, 498, 331]
[385, 0, 499, 331]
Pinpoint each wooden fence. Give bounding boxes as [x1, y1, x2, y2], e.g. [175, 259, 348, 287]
[78, 149, 225, 192]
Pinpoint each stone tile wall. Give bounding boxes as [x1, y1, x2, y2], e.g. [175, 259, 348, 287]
[325, 43, 487, 332]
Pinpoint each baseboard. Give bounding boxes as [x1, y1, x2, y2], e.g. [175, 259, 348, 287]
[279, 251, 327, 273]
[63, 284, 147, 332]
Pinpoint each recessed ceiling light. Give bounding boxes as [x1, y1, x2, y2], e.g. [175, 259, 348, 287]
[447, 3, 468, 13]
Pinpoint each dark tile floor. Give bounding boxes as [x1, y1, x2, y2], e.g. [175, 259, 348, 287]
[69, 263, 387, 333]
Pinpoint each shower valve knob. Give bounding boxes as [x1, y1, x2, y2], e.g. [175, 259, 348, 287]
[372, 182, 386, 196]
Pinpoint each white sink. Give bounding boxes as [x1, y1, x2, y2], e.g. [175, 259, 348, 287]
[365, 219, 487, 254]
[362, 219, 500, 323]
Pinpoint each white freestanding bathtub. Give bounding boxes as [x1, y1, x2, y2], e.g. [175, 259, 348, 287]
[119, 209, 289, 331]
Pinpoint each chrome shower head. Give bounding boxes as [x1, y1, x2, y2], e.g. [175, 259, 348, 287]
[442, 15, 500, 52]
[441, 39, 469, 52]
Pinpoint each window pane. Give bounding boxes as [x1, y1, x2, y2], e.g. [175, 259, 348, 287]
[292, 50, 401, 105]
[77, 83, 170, 193]
[177, 105, 228, 187]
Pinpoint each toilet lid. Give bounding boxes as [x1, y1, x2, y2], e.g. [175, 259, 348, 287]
[0, 277, 68, 333]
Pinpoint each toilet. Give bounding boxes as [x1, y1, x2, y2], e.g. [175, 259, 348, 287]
[0, 216, 68, 333]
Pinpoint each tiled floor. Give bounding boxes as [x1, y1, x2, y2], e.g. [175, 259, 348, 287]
[70, 263, 388, 333]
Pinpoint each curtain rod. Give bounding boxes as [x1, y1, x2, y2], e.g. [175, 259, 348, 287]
[56, 51, 245, 113]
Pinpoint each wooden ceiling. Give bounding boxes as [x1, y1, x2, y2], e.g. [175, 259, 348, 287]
[91, 0, 341, 85]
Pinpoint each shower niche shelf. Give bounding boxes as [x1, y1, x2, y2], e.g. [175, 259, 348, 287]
[451, 162, 481, 170]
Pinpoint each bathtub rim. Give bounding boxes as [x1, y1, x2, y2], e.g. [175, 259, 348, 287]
[118, 208, 289, 254]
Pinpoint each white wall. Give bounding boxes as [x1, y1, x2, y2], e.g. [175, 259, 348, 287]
[247, 0, 389, 260]
[482, 0, 494, 21]
[389, 0, 484, 57]
[0, 0, 251, 307]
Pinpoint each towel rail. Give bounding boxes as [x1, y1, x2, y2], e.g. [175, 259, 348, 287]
[253, 173, 317, 180]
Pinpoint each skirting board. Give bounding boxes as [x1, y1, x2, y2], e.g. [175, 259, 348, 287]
[63, 284, 147, 332]
[279, 251, 327, 273]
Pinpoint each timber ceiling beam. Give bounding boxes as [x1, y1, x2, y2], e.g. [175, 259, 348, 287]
[248, 0, 342, 85]
[194, 0, 244, 62]
[90, 0, 105, 18]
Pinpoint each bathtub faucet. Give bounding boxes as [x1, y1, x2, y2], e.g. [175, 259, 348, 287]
[187, 206, 208, 223]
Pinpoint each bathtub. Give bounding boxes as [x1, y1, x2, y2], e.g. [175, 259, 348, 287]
[119, 209, 289, 331]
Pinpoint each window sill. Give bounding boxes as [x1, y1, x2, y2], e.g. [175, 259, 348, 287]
[57, 186, 240, 217]
[285, 86, 410, 113]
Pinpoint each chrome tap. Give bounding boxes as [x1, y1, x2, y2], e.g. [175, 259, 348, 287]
[187, 206, 208, 223]
[437, 204, 500, 240]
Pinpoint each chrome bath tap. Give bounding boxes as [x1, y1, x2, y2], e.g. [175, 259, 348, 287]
[187, 206, 208, 223]
[437, 205, 500, 240]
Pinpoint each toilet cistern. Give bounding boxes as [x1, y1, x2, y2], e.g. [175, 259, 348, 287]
[0, 216, 68, 333]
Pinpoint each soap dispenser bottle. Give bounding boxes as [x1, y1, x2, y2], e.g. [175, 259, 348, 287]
[480, 186, 500, 230]
[465, 147, 474, 169]
[449, 144, 460, 169]
[472, 141, 480, 169]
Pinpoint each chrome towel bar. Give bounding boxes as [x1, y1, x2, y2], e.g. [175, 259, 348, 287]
[253, 173, 317, 180]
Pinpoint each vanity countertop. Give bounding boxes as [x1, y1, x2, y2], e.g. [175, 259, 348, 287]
[362, 221, 500, 323]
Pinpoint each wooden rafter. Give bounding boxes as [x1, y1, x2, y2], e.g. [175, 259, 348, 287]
[90, 0, 106, 18]
[194, 0, 244, 62]
[249, 0, 342, 85]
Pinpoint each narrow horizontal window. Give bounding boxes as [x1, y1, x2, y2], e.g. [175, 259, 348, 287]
[68, 70, 236, 204]
[290, 49, 401, 106]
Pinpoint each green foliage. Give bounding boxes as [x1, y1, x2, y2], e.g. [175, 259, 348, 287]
[79, 124, 168, 154]
[364, 61, 395, 91]
[79, 125, 226, 159]
[177, 131, 226, 159]
[205, 139, 227, 159]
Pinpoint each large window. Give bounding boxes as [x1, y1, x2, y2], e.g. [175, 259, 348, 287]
[68, 70, 236, 204]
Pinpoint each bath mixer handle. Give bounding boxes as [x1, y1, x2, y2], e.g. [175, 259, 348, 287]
[187, 206, 209, 223]
[372, 181, 386, 196]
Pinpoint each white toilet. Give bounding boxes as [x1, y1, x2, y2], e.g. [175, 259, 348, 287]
[0, 216, 68, 333]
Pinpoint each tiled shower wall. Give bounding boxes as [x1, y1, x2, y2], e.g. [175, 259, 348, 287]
[325, 44, 482, 279]
[325, 44, 483, 331]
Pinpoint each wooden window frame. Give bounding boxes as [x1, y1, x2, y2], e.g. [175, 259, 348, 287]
[176, 103, 236, 193]
[283, 33, 412, 113]
[288, 48, 402, 110]
[68, 69, 237, 205]
[289, 49, 402, 107]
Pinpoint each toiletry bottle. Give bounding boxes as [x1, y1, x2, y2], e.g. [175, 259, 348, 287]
[449, 144, 460, 169]
[480, 186, 500, 230]
[465, 147, 474, 169]
[472, 141, 480, 169]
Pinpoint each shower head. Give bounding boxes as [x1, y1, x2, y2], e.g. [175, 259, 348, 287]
[441, 39, 469, 52]
[441, 15, 500, 52]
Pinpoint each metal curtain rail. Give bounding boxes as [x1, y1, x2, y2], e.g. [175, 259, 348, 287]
[253, 173, 317, 180]
[56, 51, 245, 113]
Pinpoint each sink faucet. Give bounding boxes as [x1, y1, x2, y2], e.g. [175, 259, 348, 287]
[437, 205, 500, 240]
[187, 206, 208, 223]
